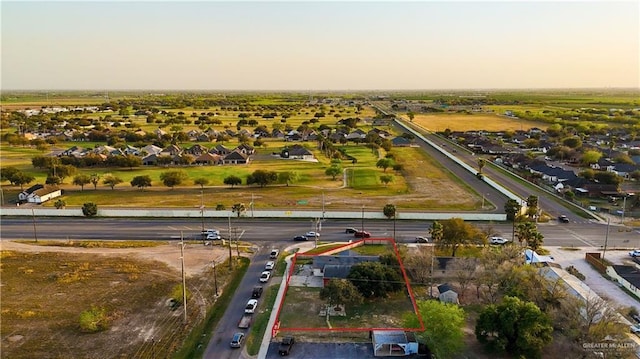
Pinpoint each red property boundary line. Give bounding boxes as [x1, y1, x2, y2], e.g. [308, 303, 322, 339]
[271, 238, 425, 337]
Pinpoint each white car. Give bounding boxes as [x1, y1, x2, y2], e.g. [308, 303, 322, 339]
[245, 299, 258, 314]
[415, 236, 429, 243]
[259, 271, 271, 283]
[305, 231, 320, 238]
[265, 261, 275, 270]
[490, 237, 509, 245]
[206, 233, 221, 240]
[629, 250, 640, 258]
[631, 323, 640, 334]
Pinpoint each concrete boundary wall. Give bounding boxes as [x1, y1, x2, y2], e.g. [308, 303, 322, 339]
[0, 207, 506, 221]
[394, 119, 526, 206]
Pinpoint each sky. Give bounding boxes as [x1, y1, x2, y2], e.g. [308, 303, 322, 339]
[1, 1, 639, 91]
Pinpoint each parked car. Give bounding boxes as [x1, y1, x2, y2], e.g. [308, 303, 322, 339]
[245, 299, 258, 314]
[354, 230, 371, 238]
[629, 250, 640, 258]
[415, 236, 429, 243]
[293, 235, 308, 241]
[490, 237, 509, 245]
[270, 249, 280, 259]
[305, 231, 320, 238]
[251, 286, 263, 298]
[278, 336, 295, 356]
[631, 324, 640, 334]
[230, 332, 245, 348]
[265, 261, 275, 270]
[260, 271, 271, 283]
[345, 227, 359, 234]
[558, 215, 570, 223]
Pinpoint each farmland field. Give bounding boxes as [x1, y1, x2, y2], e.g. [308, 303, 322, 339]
[412, 113, 549, 132]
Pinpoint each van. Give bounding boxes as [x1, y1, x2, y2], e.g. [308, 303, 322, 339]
[270, 249, 279, 259]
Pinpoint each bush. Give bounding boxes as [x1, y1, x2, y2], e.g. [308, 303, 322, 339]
[79, 306, 109, 332]
[81, 202, 98, 217]
[170, 283, 191, 305]
[566, 265, 586, 281]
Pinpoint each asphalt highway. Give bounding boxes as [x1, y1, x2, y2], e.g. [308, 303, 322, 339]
[0, 217, 637, 249]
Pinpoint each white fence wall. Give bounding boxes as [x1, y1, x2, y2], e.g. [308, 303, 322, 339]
[0, 207, 506, 221]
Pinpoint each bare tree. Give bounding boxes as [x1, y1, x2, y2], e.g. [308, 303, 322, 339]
[450, 258, 479, 300]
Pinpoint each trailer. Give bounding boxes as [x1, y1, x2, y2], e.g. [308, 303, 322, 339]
[238, 314, 252, 329]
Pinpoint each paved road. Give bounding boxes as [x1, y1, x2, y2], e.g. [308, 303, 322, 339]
[1, 217, 637, 248]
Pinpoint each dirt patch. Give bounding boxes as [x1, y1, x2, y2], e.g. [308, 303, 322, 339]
[0, 241, 234, 359]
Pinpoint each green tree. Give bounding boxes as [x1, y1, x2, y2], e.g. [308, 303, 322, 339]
[347, 261, 403, 298]
[525, 195, 539, 220]
[193, 177, 209, 189]
[475, 296, 553, 358]
[478, 158, 486, 174]
[232, 203, 246, 217]
[404, 300, 466, 359]
[383, 203, 396, 219]
[160, 170, 188, 189]
[562, 136, 583, 149]
[593, 171, 623, 187]
[278, 171, 299, 186]
[223, 175, 242, 188]
[515, 221, 544, 251]
[407, 111, 415, 122]
[89, 173, 101, 190]
[54, 199, 66, 209]
[54, 164, 77, 182]
[246, 170, 277, 187]
[73, 174, 91, 191]
[0, 166, 20, 182]
[103, 175, 123, 190]
[319, 279, 363, 313]
[45, 175, 61, 185]
[325, 166, 342, 180]
[580, 150, 602, 166]
[438, 217, 483, 257]
[504, 199, 522, 222]
[376, 158, 393, 172]
[429, 221, 443, 243]
[130, 175, 152, 191]
[7, 170, 35, 190]
[81, 202, 98, 217]
[379, 174, 393, 186]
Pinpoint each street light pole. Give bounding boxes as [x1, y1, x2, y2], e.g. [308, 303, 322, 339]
[31, 208, 38, 243]
[361, 205, 365, 233]
[213, 260, 218, 296]
[200, 190, 205, 233]
[602, 217, 611, 263]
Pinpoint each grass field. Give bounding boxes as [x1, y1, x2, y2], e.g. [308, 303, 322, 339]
[413, 113, 549, 132]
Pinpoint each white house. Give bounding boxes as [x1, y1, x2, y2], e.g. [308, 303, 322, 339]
[18, 184, 62, 204]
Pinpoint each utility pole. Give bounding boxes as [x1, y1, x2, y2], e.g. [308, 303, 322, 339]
[322, 192, 325, 220]
[251, 193, 254, 218]
[361, 205, 365, 233]
[180, 232, 187, 324]
[200, 190, 205, 233]
[31, 208, 38, 243]
[602, 217, 611, 263]
[213, 260, 219, 296]
[228, 216, 233, 270]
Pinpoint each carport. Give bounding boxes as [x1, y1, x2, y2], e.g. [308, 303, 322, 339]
[371, 330, 418, 357]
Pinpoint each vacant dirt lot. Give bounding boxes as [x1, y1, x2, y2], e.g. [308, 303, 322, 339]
[0, 240, 231, 359]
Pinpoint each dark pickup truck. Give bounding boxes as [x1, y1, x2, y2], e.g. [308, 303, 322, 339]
[278, 336, 295, 356]
[252, 286, 263, 298]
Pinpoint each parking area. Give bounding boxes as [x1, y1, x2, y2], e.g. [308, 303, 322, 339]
[263, 342, 424, 359]
[547, 246, 640, 311]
